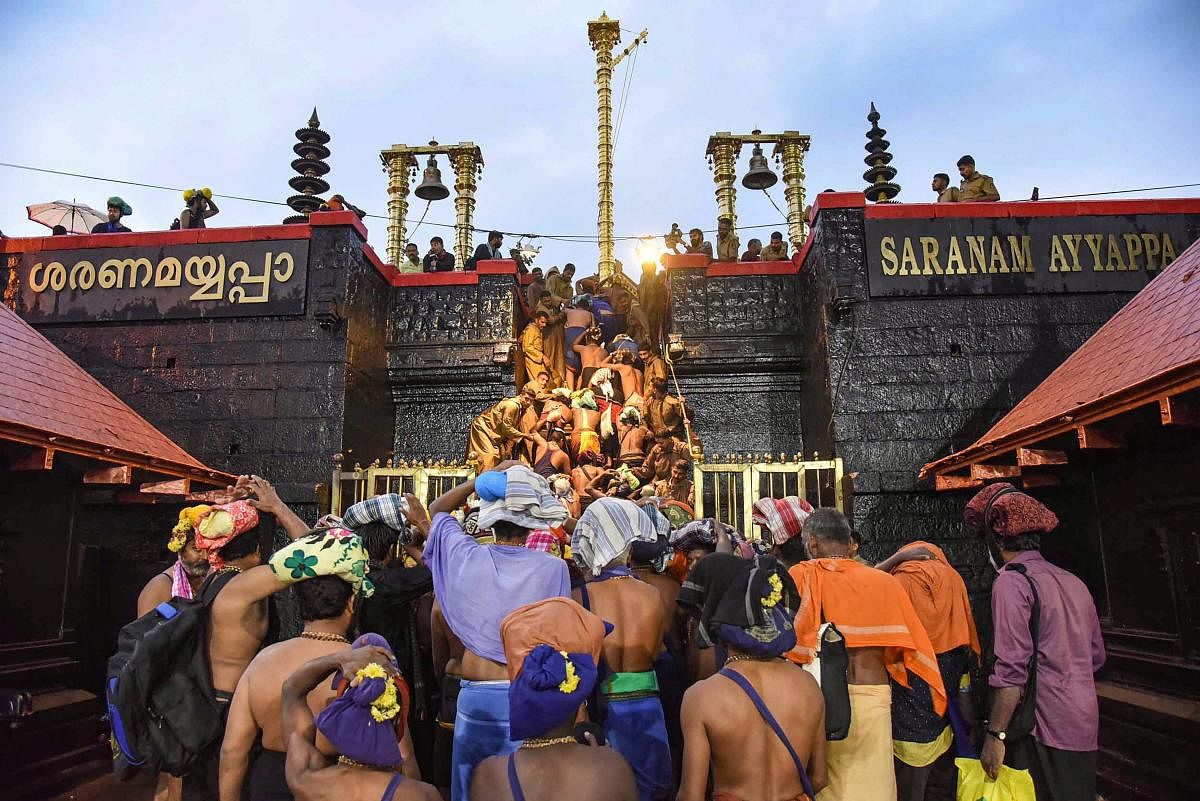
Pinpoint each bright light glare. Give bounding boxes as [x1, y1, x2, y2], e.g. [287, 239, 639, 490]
[634, 236, 666, 267]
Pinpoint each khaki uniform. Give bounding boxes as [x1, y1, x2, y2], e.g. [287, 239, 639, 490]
[716, 232, 740, 262]
[520, 322, 549, 386]
[645, 393, 685, 439]
[959, 173, 999, 201]
[535, 301, 566, 387]
[761, 242, 790, 261]
[642, 355, 668, 391]
[467, 397, 525, 470]
[937, 186, 961, 203]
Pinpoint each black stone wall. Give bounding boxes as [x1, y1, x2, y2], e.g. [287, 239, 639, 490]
[388, 275, 518, 461]
[27, 221, 394, 518]
[667, 268, 805, 456]
[798, 206, 1139, 607]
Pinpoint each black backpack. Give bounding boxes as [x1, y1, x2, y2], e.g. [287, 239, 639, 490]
[105, 570, 237, 779]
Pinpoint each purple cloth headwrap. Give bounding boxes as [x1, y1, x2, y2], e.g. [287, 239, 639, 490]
[508, 644, 598, 740]
[315, 632, 404, 768]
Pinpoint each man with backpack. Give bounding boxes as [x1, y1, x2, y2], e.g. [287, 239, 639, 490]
[964, 483, 1105, 801]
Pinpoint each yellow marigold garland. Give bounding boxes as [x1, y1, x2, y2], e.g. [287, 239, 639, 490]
[355, 663, 401, 723]
[557, 651, 580, 694]
[169, 505, 212, 552]
[761, 573, 783, 608]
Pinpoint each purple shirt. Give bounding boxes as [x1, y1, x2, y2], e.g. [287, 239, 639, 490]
[423, 512, 569, 664]
[989, 551, 1105, 751]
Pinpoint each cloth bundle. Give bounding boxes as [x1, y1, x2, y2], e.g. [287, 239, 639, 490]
[343, 494, 410, 535]
[501, 598, 607, 739]
[477, 465, 569, 532]
[963, 482, 1059, 538]
[268, 527, 374, 596]
[315, 633, 408, 768]
[192, 501, 260, 569]
[669, 517, 738, 553]
[677, 553, 799, 657]
[571, 497, 658, 576]
[751, 496, 815, 545]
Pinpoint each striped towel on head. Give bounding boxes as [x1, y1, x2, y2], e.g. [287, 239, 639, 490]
[670, 518, 739, 553]
[477, 465, 569, 532]
[751, 497, 814, 545]
[572, 497, 657, 576]
[343, 493, 410, 532]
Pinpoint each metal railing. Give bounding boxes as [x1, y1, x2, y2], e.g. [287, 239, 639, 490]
[329, 454, 848, 538]
[693, 454, 847, 537]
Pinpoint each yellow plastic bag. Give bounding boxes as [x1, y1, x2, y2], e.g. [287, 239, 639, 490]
[955, 757, 1036, 801]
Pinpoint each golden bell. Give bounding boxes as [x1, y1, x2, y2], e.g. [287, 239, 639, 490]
[415, 154, 450, 201]
[742, 143, 778, 190]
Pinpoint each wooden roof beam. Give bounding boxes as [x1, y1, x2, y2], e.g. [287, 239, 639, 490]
[1023, 474, 1062, 489]
[1160, 396, 1200, 427]
[1017, 447, 1068, 467]
[970, 463, 1021, 480]
[1077, 424, 1124, 449]
[140, 478, 191, 495]
[935, 474, 983, 491]
[10, 446, 54, 471]
[83, 464, 132, 485]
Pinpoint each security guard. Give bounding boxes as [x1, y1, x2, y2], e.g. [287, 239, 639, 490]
[957, 155, 1000, 201]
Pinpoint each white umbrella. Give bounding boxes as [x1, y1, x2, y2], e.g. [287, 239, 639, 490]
[26, 200, 107, 234]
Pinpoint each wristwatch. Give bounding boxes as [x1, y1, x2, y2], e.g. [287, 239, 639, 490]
[987, 728, 1007, 742]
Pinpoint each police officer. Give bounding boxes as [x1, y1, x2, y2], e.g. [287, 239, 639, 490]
[957, 155, 1001, 201]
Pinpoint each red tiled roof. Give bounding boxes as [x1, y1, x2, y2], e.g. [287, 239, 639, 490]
[0, 304, 231, 485]
[921, 237, 1200, 479]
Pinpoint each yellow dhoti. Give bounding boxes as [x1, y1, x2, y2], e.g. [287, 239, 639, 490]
[818, 684, 895, 801]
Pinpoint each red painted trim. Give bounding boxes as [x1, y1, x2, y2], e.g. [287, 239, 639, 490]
[662, 253, 710, 270]
[308, 210, 369, 240]
[811, 191, 867, 212]
[864, 197, 1200, 221]
[361, 243, 403, 285]
[391, 271, 480, 287]
[476, 259, 517, 274]
[707, 260, 798, 277]
[0, 223, 312, 254]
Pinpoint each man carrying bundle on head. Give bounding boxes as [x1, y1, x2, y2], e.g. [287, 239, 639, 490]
[340, 494, 438, 780]
[416, 463, 571, 800]
[470, 597, 638, 801]
[138, 506, 213, 615]
[220, 535, 406, 801]
[570, 498, 671, 801]
[676, 553, 827, 801]
[751, 497, 814, 569]
[964, 484, 1103, 801]
[280, 640, 440, 800]
[786, 509, 943, 801]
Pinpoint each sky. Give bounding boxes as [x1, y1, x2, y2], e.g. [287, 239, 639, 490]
[3, 0, 1199, 269]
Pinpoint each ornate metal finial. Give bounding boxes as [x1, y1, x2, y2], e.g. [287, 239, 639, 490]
[863, 102, 900, 203]
[284, 107, 332, 223]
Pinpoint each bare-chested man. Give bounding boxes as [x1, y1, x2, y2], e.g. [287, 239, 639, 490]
[571, 457, 614, 511]
[220, 577, 418, 800]
[615, 407, 653, 472]
[431, 599, 466, 799]
[529, 425, 572, 479]
[572, 325, 609, 389]
[570, 390, 603, 463]
[179, 478, 313, 800]
[563, 300, 597, 389]
[788, 509, 944, 801]
[137, 521, 210, 616]
[604, 349, 640, 403]
[470, 598, 637, 801]
[281, 646, 440, 801]
[416, 465, 571, 800]
[677, 553, 827, 801]
[569, 498, 670, 801]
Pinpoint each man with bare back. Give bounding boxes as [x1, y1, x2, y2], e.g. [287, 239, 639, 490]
[570, 497, 671, 801]
[677, 553, 827, 801]
[615, 406, 653, 471]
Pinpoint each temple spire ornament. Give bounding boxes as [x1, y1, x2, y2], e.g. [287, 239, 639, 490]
[284, 108, 332, 224]
[863, 102, 900, 203]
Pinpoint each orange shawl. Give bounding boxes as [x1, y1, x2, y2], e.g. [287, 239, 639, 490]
[787, 558, 946, 715]
[889, 541, 981, 658]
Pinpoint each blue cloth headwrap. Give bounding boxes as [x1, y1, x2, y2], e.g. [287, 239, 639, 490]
[508, 644, 597, 740]
[475, 471, 508, 502]
[716, 606, 798, 657]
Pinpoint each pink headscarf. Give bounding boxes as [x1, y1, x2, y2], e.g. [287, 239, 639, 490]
[192, 501, 260, 569]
